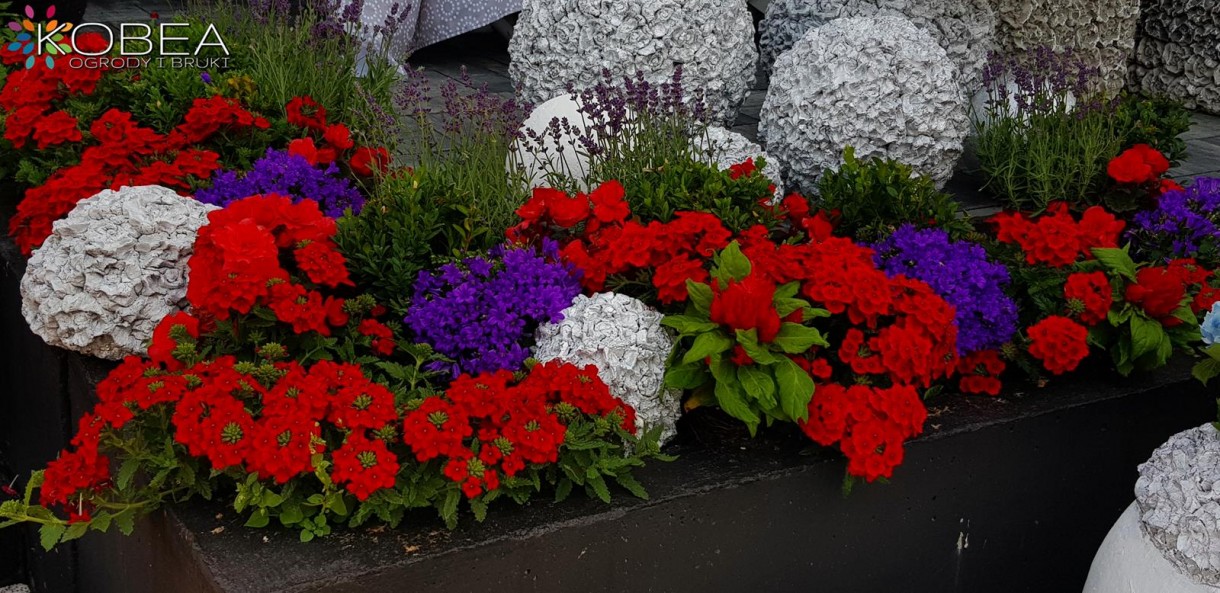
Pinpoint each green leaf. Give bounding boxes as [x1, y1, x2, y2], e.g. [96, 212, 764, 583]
[1092, 247, 1137, 281]
[735, 329, 780, 364]
[586, 473, 611, 503]
[686, 281, 713, 315]
[737, 365, 777, 410]
[1129, 315, 1166, 360]
[664, 362, 709, 390]
[661, 315, 720, 335]
[470, 498, 489, 522]
[61, 522, 88, 543]
[613, 473, 649, 500]
[773, 323, 829, 354]
[774, 298, 807, 318]
[715, 241, 752, 282]
[681, 331, 733, 364]
[439, 490, 460, 530]
[244, 511, 270, 529]
[278, 505, 304, 526]
[554, 479, 574, 502]
[713, 378, 759, 432]
[116, 458, 141, 491]
[775, 281, 800, 300]
[40, 523, 65, 551]
[774, 357, 815, 422]
[24, 471, 43, 505]
[300, 529, 315, 543]
[113, 509, 136, 536]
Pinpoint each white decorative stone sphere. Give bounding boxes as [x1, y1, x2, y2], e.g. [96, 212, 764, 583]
[759, 16, 969, 191]
[508, 0, 759, 124]
[1129, 0, 1220, 114]
[1085, 424, 1220, 591]
[692, 125, 786, 201]
[759, 0, 997, 95]
[508, 94, 596, 191]
[21, 186, 217, 360]
[533, 293, 682, 445]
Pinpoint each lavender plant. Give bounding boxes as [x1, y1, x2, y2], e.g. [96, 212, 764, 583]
[196, 148, 366, 217]
[391, 66, 532, 246]
[403, 239, 582, 377]
[1129, 177, 1220, 267]
[973, 47, 1122, 210]
[872, 224, 1018, 354]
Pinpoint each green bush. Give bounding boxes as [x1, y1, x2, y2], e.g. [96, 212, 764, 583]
[1115, 93, 1192, 167]
[618, 157, 781, 231]
[815, 147, 970, 242]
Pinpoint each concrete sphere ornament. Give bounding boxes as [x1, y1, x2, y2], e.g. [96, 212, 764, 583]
[1084, 424, 1220, 592]
[758, 0, 997, 94]
[21, 186, 217, 359]
[533, 292, 682, 445]
[508, 0, 759, 124]
[759, 16, 969, 192]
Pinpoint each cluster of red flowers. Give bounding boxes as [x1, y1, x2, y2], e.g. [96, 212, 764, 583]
[1064, 271, 1114, 326]
[1108, 144, 1170, 186]
[800, 383, 926, 482]
[402, 362, 635, 498]
[510, 180, 734, 303]
[1026, 316, 1091, 375]
[285, 95, 389, 177]
[956, 350, 1006, 396]
[991, 203, 1125, 267]
[1126, 258, 1216, 326]
[187, 195, 353, 329]
[7, 94, 271, 254]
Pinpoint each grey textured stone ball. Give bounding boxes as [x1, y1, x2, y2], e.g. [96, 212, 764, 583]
[1135, 424, 1220, 586]
[758, 0, 996, 94]
[992, 0, 1140, 95]
[1129, 0, 1220, 115]
[759, 16, 969, 191]
[508, 0, 759, 124]
[533, 293, 682, 445]
[21, 186, 217, 360]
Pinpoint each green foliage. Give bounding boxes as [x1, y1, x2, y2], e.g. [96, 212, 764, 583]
[663, 243, 829, 433]
[973, 89, 1121, 211]
[619, 157, 781, 231]
[815, 147, 970, 242]
[186, 0, 400, 139]
[1115, 94, 1192, 167]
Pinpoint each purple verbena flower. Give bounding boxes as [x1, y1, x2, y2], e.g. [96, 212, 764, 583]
[1129, 177, 1220, 264]
[872, 225, 1018, 354]
[196, 148, 366, 218]
[404, 240, 583, 377]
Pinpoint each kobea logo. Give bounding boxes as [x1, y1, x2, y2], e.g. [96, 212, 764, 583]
[4, 5, 230, 71]
[6, 5, 73, 69]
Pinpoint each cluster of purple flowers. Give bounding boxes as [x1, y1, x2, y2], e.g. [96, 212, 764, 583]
[1130, 177, 1220, 264]
[404, 239, 582, 377]
[872, 225, 1018, 354]
[196, 148, 365, 218]
[980, 46, 1113, 117]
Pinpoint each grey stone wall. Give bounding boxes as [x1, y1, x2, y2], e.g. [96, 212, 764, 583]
[1128, 0, 1220, 114]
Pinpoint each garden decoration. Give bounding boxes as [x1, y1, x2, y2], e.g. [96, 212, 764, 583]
[508, 0, 758, 123]
[760, 16, 969, 190]
[534, 292, 683, 445]
[509, 94, 598, 191]
[758, 0, 997, 94]
[1129, 0, 1220, 115]
[20, 186, 217, 360]
[991, 0, 1140, 94]
[1084, 423, 1220, 593]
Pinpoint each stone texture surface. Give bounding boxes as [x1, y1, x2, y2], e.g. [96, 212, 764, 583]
[758, 0, 997, 94]
[1129, 0, 1220, 115]
[533, 292, 682, 445]
[1135, 423, 1220, 586]
[692, 125, 786, 198]
[21, 186, 216, 360]
[508, 0, 758, 124]
[991, 0, 1140, 95]
[759, 16, 968, 191]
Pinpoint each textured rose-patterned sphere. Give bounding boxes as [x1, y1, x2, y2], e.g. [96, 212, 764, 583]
[1134, 424, 1220, 586]
[21, 185, 217, 359]
[1129, 0, 1220, 114]
[508, 0, 758, 124]
[758, 0, 996, 94]
[759, 16, 969, 191]
[533, 292, 682, 445]
[992, 0, 1140, 95]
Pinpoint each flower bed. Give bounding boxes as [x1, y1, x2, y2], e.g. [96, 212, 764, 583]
[0, 4, 1217, 589]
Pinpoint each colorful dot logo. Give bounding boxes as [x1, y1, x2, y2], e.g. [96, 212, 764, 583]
[6, 5, 74, 69]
